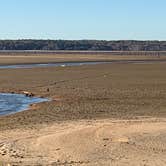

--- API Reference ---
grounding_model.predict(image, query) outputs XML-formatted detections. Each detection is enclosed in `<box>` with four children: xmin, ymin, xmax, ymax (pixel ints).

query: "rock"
<box><xmin>103</xmin><ymin>138</ymin><xmax>109</xmax><ymax>141</ymax></box>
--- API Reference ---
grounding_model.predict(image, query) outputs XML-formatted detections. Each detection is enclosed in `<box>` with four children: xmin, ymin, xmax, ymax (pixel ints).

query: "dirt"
<box><xmin>1</xmin><ymin>119</ymin><xmax>166</xmax><ymax>165</ymax></box>
<box><xmin>0</xmin><ymin>53</ymin><xmax>166</xmax><ymax>65</ymax></box>
<box><xmin>0</xmin><ymin>54</ymin><xmax>166</xmax><ymax>165</ymax></box>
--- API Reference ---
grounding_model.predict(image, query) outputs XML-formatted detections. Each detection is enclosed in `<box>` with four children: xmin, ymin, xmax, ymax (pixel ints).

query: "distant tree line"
<box><xmin>0</xmin><ymin>40</ymin><xmax>166</xmax><ymax>51</ymax></box>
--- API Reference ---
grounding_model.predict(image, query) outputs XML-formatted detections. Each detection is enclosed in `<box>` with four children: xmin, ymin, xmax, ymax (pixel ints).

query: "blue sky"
<box><xmin>0</xmin><ymin>0</ymin><xmax>166</xmax><ymax>40</ymax></box>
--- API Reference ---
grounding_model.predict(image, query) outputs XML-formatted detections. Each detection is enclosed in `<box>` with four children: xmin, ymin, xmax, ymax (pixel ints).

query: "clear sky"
<box><xmin>0</xmin><ymin>0</ymin><xmax>166</xmax><ymax>40</ymax></box>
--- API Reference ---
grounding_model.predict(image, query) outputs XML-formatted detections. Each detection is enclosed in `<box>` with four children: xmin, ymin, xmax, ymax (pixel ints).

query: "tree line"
<box><xmin>0</xmin><ymin>40</ymin><xmax>166</xmax><ymax>51</ymax></box>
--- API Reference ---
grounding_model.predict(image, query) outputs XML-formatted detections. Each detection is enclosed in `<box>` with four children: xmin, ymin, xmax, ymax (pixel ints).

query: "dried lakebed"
<box><xmin>0</xmin><ymin>93</ymin><xmax>49</xmax><ymax>116</ymax></box>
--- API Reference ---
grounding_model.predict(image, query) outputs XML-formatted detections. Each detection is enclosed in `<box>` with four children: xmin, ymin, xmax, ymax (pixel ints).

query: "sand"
<box><xmin>1</xmin><ymin>118</ymin><xmax>166</xmax><ymax>165</ymax></box>
<box><xmin>0</xmin><ymin>52</ymin><xmax>166</xmax><ymax>65</ymax></box>
<box><xmin>0</xmin><ymin>54</ymin><xmax>166</xmax><ymax>165</ymax></box>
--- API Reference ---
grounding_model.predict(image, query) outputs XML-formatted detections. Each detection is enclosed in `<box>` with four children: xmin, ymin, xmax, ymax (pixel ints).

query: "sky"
<box><xmin>0</xmin><ymin>0</ymin><xmax>166</xmax><ymax>40</ymax></box>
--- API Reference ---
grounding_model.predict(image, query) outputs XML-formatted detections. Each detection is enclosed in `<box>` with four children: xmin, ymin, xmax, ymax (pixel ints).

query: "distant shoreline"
<box><xmin>0</xmin><ymin>52</ymin><xmax>166</xmax><ymax>66</ymax></box>
<box><xmin>0</xmin><ymin>59</ymin><xmax>166</xmax><ymax>67</ymax></box>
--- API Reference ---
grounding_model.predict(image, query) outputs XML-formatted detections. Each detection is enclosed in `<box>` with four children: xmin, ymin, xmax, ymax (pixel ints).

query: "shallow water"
<box><xmin>0</xmin><ymin>61</ymin><xmax>109</xmax><ymax>69</ymax></box>
<box><xmin>0</xmin><ymin>93</ymin><xmax>48</xmax><ymax>116</ymax></box>
<box><xmin>0</xmin><ymin>60</ymin><xmax>165</xmax><ymax>69</ymax></box>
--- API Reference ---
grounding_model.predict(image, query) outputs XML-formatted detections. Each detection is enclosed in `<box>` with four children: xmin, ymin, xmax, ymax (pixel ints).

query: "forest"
<box><xmin>0</xmin><ymin>40</ymin><xmax>166</xmax><ymax>51</ymax></box>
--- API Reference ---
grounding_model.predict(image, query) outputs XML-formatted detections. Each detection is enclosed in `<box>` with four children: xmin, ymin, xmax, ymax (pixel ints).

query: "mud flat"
<box><xmin>0</xmin><ymin>52</ymin><xmax>166</xmax><ymax>65</ymax></box>
<box><xmin>0</xmin><ymin>55</ymin><xmax>166</xmax><ymax>165</ymax></box>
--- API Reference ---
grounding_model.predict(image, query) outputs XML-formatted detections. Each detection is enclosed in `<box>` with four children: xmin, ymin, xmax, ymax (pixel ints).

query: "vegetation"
<box><xmin>0</xmin><ymin>40</ymin><xmax>166</xmax><ymax>51</ymax></box>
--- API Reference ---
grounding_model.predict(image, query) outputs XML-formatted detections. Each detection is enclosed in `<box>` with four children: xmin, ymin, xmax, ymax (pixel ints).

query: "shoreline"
<box><xmin>0</xmin><ymin>53</ymin><xmax>166</xmax><ymax>66</ymax></box>
<box><xmin>0</xmin><ymin>92</ymin><xmax>51</xmax><ymax>118</ymax></box>
<box><xmin>0</xmin><ymin>58</ymin><xmax>166</xmax><ymax>66</ymax></box>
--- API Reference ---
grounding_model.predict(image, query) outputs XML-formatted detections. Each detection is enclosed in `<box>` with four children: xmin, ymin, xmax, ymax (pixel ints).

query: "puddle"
<box><xmin>0</xmin><ymin>61</ymin><xmax>109</xmax><ymax>69</ymax></box>
<box><xmin>0</xmin><ymin>93</ymin><xmax>49</xmax><ymax>116</ymax></box>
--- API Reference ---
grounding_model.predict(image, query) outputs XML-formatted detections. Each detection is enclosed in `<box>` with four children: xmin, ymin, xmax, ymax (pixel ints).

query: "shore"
<box><xmin>0</xmin><ymin>54</ymin><xmax>166</xmax><ymax>165</ymax></box>
<box><xmin>0</xmin><ymin>52</ymin><xmax>166</xmax><ymax>65</ymax></box>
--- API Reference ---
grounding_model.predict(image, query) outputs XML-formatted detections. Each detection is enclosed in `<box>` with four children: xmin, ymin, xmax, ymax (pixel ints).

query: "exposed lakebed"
<box><xmin>0</xmin><ymin>93</ymin><xmax>49</xmax><ymax>116</ymax></box>
<box><xmin>0</xmin><ymin>60</ymin><xmax>165</xmax><ymax>116</ymax></box>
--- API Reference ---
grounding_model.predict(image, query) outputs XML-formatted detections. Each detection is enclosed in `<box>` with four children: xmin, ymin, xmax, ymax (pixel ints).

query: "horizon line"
<box><xmin>0</xmin><ymin>39</ymin><xmax>166</xmax><ymax>42</ymax></box>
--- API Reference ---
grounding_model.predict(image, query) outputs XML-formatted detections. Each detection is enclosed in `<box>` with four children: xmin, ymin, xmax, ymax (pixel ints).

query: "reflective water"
<box><xmin>0</xmin><ymin>93</ymin><xmax>48</xmax><ymax>116</ymax></box>
<box><xmin>0</xmin><ymin>61</ymin><xmax>109</xmax><ymax>69</ymax></box>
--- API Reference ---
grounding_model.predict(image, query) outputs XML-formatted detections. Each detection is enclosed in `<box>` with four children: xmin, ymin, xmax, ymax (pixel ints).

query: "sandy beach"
<box><xmin>0</xmin><ymin>53</ymin><xmax>166</xmax><ymax>165</ymax></box>
<box><xmin>1</xmin><ymin>118</ymin><xmax>166</xmax><ymax>165</ymax></box>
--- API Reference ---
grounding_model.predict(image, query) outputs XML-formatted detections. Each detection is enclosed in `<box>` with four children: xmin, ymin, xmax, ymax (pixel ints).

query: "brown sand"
<box><xmin>0</xmin><ymin>54</ymin><xmax>166</xmax><ymax>165</ymax></box>
<box><xmin>1</xmin><ymin>119</ymin><xmax>166</xmax><ymax>165</ymax></box>
<box><xmin>0</xmin><ymin>53</ymin><xmax>166</xmax><ymax>65</ymax></box>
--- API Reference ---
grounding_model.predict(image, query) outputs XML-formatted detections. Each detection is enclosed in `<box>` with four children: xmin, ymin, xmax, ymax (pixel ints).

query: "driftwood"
<box><xmin>22</xmin><ymin>91</ymin><xmax>34</xmax><ymax>97</ymax></box>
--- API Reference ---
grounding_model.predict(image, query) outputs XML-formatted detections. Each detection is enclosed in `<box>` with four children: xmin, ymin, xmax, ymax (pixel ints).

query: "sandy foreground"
<box><xmin>0</xmin><ymin>118</ymin><xmax>166</xmax><ymax>165</ymax></box>
<box><xmin>0</xmin><ymin>54</ymin><xmax>166</xmax><ymax>165</ymax></box>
